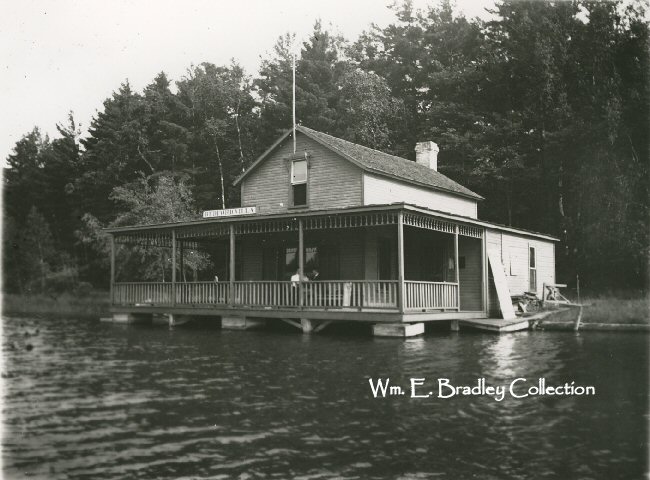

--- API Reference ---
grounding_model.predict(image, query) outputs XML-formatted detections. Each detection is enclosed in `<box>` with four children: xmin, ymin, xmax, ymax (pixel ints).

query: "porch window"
<box><xmin>284</xmin><ymin>247</ymin><xmax>298</xmax><ymax>280</ymax></box>
<box><xmin>279</xmin><ymin>244</ymin><xmax>339</xmax><ymax>280</ymax></box>
<box><xmin>291</xmin><ymin>159</ymin><xmax>307</xmax><ymax>206</ymax></box>
<box><xmin>529</xmin><ymin>246</ymin><xmax>537</xmax><ymax>292</ymax></box>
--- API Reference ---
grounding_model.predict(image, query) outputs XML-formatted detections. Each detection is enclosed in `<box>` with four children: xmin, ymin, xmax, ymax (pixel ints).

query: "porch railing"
<box><xmin>404</xmin><ymin>281</ymin><xmax>459</xmax><ymax>311</ymax></box>
<box><xmin>232</xmin><ymin>281</ymin><xmax>294</xmax><ymax>307</ymax></box>
<box><xmin>112</xmin><ymin>282</ymin><xmax>174</xmax><ymax>306</ymax></box>
<box><xmin>177</xmin><ymin>282</ymin><xmax>230</xmax><ymax>305</ymax></box>
<box><xmin>302</xmin><ymin>280</ymin><xmax>398</xmax><ymax>309</ymax></box>
<box><xmin>112</xmin><ymin>280</ymin><xmax>455</xmax><ymax>311</ymax></box>
<box><xmin>232</xmin><ymin>280</ymin><xmax>398</xmax><ymax>309</ymax></box>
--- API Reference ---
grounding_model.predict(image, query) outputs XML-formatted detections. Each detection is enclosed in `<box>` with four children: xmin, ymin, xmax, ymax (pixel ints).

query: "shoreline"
<box><xmin>535</xmin><ymin>321</ymin><xmax>650</xmax><ymax>332</ymax></box>
<box><xmin>2</xmin><ymin>292</ymin><xmax>647</xmax><ymax>330</ymax></box>
<box><xmin>2</xmin><ymin>292</ymin><xmax>110</xmax><ymax>319</ymax></box>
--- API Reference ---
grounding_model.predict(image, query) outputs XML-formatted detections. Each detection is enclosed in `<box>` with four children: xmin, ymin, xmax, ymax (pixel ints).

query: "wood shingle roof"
<box><xmin>234</xmin><ymin>125</ymin><xmax>483</xmax><ymax>200</ymax></box>
<box><xmin>296</xmin><ymin>126</ymin><xmax>482</xmax><ymax>200</ymax></box>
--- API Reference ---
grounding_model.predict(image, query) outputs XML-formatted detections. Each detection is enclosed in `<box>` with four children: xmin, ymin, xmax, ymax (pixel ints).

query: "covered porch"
<box><xmin>107</xmin><ymin>205</ymin><xmax>488</xmax><ymax>323</ymax></box>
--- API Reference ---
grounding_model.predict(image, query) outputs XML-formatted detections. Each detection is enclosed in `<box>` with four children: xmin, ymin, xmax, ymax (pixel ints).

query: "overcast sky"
<box><xmin>1</xmin><ymin>0</ymin><xmax>494</xmax><ymax>163</ymax></box>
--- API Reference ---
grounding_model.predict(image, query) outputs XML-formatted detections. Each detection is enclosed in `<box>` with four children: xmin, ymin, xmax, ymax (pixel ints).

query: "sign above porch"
<box><xmin>202</xmin><ymin>206</ymin><xmax>257</xmax><ymax>219</ymax></box>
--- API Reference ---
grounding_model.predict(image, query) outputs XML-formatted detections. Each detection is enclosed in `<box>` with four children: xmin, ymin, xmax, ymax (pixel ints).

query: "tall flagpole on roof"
<box><xmin>292</xmin><ymin>46</ymin><xmax>296</xmax><ymax>154</ymax></box>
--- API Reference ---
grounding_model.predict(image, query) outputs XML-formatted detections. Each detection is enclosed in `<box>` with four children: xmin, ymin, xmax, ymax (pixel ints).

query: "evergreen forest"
<box><xmin>3</xmin><ymin>0</ymin><xmax>648</xmax><ymax>295</ymax></box>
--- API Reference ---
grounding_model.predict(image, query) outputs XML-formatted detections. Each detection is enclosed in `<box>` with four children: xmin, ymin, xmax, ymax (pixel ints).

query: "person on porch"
<box><xmin>291</xmin><ymin>269</ymin><xmax>309</xmax><ymax>305</ymax></box>
<box><xmin>291</xmin><ymin>269</ymin><xmax>309</xmax><ymax>286</ymax></box>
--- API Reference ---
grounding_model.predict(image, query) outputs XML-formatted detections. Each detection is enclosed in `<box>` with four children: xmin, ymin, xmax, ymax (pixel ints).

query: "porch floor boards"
<box><xmin>109</xmin><ymin>305</ymin><xmax>487</xmax><ymax>323</ymax></box>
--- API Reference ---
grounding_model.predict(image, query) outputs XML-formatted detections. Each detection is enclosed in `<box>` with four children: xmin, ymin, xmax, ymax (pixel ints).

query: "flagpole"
<box><xmin>292</xmin><ymin>49</ymin><xmax>296</xmax><ymax>154</ymax></box>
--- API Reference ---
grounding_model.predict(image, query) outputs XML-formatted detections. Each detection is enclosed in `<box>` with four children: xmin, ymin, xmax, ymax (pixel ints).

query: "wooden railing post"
<box><xmin>171</xmin><ymin>229</ymin><xmax>177</xmax><ymax>306</ymax></box>
<box><xmin>397</xmin><ymin>210</ymin><xmax>405</xmax><ymax>313</ymax></box>
<box><xmin>298</xmin><ymin>218</ymin><xmax>304</xmax><ymax>308</ymax></box>
<box><xmin>481</xmin><ymin>228</ymin><xmax>488</xmax><ymax>314</ymax></box>
<box><xmin>229</xmin><ymin>224</ymin><xmax>235</xmax><ymax>307</ymax></box>
<box><xmin>454</xmin><ymin>226</ymin><xmax>460</xmax><ymax>311</ymax></box>
<box><xmin>179</xmin><ymin>240</ymin><xmax>184</xmax><ymax>283</ymax></box>
<box><xmin>109</xmin><ymin>235</ymin><xmax>115</xmax><ymax>305</ymax></box>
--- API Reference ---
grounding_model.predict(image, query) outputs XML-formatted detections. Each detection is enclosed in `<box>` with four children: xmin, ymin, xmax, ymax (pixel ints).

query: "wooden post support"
<box><xmin>179</xmin><ymin>241</ymin><xmax>184</xmax><ymax>282</ymax></box>
<box><xmin>397</xmin><ymin>210</ymin><xmax>405</xmax><ymax>313</ymax></box>
<box><xmin>373</xmin><ymin>322</ymin><xmax>424</xmax><ymax>337</ymax></box>
<box><xmin>229</xmin><ymin>224</ymin><xmax>235</xmax><ymax>307</ymax></box>
<box><xmin>298</xmin><ymin>218</ymin><xmax>304</xmax><ymax>308</ymax></box>
<box><xmin>109</xmin><ymin>234</ymin><xmax>115</xmax><ymax>305</ymax></box>
<box><xmin>171</xmin><ymin>229</ymin><xmax>177</xmax><ymax>307</ymax></box>
<box><xmin>481</xmin><ymin>229</ymin><xmax>488</xmax><ymax>314</ymax></box>
<box><xmin>454</xmin><ymin>226</ymin><xmax>460</xmax><ymax>311</ymax></box>
<box><xmin>300</xmin><ymin>318</ymin><xmax>313</xmax><ymax>333</ymax></box>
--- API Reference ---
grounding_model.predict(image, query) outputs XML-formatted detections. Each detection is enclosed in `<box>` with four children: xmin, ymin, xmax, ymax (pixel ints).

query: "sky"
<box><xmin>1</xmin><ymin>0</ymin><xmax>495</xmax><ymax>164</ymax></box>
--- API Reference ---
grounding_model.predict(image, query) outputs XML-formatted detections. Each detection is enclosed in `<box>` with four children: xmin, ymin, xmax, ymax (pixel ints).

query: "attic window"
<box><xmin>291</xmin><ymin>159</ymin><xmax>307</xmax><ymax>206</ymax></box>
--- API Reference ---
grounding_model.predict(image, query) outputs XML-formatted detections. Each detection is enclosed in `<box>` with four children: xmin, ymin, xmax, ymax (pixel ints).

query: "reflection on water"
<box><xmin>3</xmin><ymin>317</ymin><xmax>648</xmax><ymax>479</ymax></box>
<box><xmin>486</xmin><ymin>333</ymin><xmax>519</xmax><ymax>377</ymax></box>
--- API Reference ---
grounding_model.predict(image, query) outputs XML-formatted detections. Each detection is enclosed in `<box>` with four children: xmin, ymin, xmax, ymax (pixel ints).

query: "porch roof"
<box><xmin>104</xmin><ymin>203</ymin><xmax>559</xmax><ymax>242</ymax></box>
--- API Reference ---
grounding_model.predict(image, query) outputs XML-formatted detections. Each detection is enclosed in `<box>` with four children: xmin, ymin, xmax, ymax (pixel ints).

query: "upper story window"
<box><xmin>291</xmin><ymin>159</ymin><xmax>307</xmax><ymax>206</ymax></box>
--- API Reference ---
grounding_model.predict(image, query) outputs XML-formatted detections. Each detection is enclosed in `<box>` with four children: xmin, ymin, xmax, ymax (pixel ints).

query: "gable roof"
<box><xmin>234</xmin><ymin>126</ymin><xmax>483</xmax><ymax>201</ymax></box>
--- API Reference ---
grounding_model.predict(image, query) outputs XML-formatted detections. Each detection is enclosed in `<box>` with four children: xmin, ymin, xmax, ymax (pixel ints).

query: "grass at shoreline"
<box><xmin>2</xmin><ymin>291</ymin><xmax>647</xmax><ymax>324</ymax></box>
<box><xmin>578</xmin><ymin>295</ymin><xmax>649</xmax><ymax>325</ymax></box>
<box><xmin>2</xmin><ymin>291</ymin><xmax>110</xmax><ymax>318</ymax></box>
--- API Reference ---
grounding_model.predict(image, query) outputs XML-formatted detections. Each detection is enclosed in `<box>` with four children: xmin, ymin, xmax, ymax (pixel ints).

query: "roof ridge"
<box><xmin>297</xmin><ymin>125</ymin><xmax>409</xmax><ymax>164</ymax></box>
<box><xmin>296</xmin><ymin>125</ymin><xmax>483</xmax><ymax>200</ymax></box>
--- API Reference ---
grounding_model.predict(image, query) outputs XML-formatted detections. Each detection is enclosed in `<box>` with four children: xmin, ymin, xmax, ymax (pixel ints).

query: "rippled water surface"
<box><xmin>3</xmin><ymin>316</ymin><xmax>648</xmax><ymax>479</ymax></box>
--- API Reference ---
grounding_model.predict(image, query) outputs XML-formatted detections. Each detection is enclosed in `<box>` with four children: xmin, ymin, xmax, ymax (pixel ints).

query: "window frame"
<box><xmin>289</xmin><ymin>158</ymin><xmax>309</xmax><ymax>208</ymax></box>
<box><xmin>528</xmin><ymin>245</ymin><xmax>537</xmax><ymax>292</ymax></box>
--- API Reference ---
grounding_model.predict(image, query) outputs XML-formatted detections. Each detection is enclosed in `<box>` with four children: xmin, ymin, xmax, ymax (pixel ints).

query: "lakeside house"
<box><xmin>106</xmin><ymin>126</ymin><xmax>558</xmax><ymax>335</ymax></box>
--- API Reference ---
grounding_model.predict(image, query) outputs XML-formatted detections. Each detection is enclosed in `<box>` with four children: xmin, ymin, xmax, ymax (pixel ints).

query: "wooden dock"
<box><xmin>457</xmin><ymin>309</ymin><xmax>577</xmax><ymax>333</ymax></box>
<box><xmin>457</xmin><ymin>317</ymin><xmax>532</xmax><ymax>333</ymax></box>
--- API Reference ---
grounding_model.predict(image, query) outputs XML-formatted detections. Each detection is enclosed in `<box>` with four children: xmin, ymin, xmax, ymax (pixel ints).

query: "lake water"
<box><xmin>2</xmin><ymin>316</ymin><xmax>648</xmax><ymax>479</ymax></box>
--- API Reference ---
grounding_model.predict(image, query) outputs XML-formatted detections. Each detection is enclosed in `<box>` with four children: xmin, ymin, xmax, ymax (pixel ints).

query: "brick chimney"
<box><xmin>415</xmin><ymin>141</ymin><xmax>439</xmax><ymax>171</ymax></box>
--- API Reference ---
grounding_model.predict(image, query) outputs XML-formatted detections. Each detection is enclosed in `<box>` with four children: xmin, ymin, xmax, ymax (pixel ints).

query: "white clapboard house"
<box><xmin>106</xmin><ymin>126</ymin><xmax>558</xmax><ymax>334</ymax></box>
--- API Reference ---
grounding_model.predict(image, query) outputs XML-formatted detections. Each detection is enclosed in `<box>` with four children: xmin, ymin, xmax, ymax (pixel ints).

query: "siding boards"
<box><xmin>363</xmin><ymin>173</ymin><xmax>478</xmax><ymax>218</ymax></box>
<box><xmin>486</xmin><ymin>229</ymin><xmax>556</xmax><ymax>313</ymax></box>
<box><xmin>458</xmin><ymin>236</ymin><xmax>482</xmax><ymax>311</ymax></box>
<box><xmin>241</xmin><ymin>134</ymin><xmax>363</xmax><ymax>214</ymax></box>
<box><xmin>241</xmin><ymin>237</ymin><xmax>263</xmax><ymax>280</ymax></box>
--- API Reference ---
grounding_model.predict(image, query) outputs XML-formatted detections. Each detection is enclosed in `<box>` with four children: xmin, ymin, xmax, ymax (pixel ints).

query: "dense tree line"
<box><xmin>3</xmin><ymin>0</ymin><xmax>648</xmax><ymax>294</ymax></box>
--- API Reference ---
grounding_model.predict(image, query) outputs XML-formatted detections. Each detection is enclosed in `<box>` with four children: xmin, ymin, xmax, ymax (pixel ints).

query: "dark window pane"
<box><xmin>284</xmin><ymin>247</ymin><xmax>297</xmax><ymax>280</ymax></box>
<box><xmin>318</xmin><ymin>245</ymin><xmax>339</xmax><ymax>279</ymax></box>
<box><xmin>529</xmin><ymin>269</ymin><xmax>537</xmax><ymax>291</ymax></box>
<box><xmin>529</xmin><ymin>247</ymin><xmax>536</xmax><ymax>268</ymax></box>
<box><xmin>262</xmin><ymin>247</ymin><xmax>277</xmax><ymax>280</ymax></box>
<box><xmin>305</xmin><ymin>246</ymin><xmax>318</xmax><ymax>273</ymax></box>
<box><xmin>293</xmin><ymin>183</ymin><xmax>307</xmax><ymax>205</ymax></box>
<box><xmin>378</xmin><ymin>238</ymin><xmax>393</xmax><ymax>280</ymax></box>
